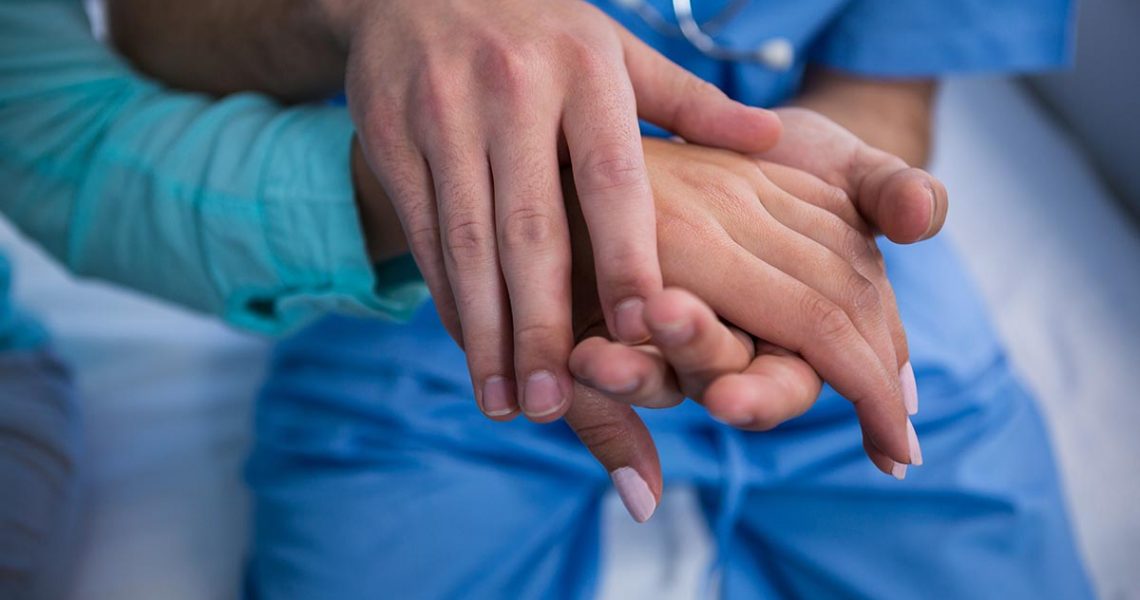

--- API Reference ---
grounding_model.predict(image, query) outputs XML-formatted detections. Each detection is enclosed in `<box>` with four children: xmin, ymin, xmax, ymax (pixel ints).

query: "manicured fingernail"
<box><xmin>907</xmin><ymin>418</ymin><xmax>923</xmax><ymax>466</ymax></box>
<box><xmin>611</xmin><ymin>467</ymin><xmax>657</xmax><ymax>523</ymax></box>
<box><xmin>891</xmin><ymin>462</ymin><xmax>908</xmax><ymax>480</ymax></box>
<box><xmin>900</xmin><ymin>361</ymin><xmax>919</xmax><ymax>416</ymax></box>
<box><xmin>614</xmin><ymin>297</ymin><xmax>650</xmax><ymax>344</ymax></box>
<box><xmin>482</xmin><ymin>376</ymin><xmax>515</xmax><ymax>417</ymax></box>
<box><xmin>523</xmin><ymin>371</ymin><xmax>565</xmax><ymax>417</ymax></box>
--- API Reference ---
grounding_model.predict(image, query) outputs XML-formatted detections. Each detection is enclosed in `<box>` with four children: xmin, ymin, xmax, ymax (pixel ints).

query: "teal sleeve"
<box><xmin>0</xmin><ymin>0</ymin><xmax>427</xmax><ymax>336</ymax></box>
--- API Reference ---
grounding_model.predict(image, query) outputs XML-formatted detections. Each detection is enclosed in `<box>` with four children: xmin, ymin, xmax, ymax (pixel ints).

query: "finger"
<box><xmin>618</xmin><ymin>26</ymin><xmax>782</xmax><ymax>152</ymax></box>
<box><xmin>359</xmin><ymin>129</ymin><xmax>463</xmax><ymax>344</ymax></box>
<box><xmin>564</xmin><ymin>382</ymin><xmax>662</xmax><ymax>523</ymax></box>
<box><xmin>668</xmin><ymin>237</ymin><xmax>913</xmax><ymax>464</ymax></box>
<box><xmin>757</xmin><ymin>164</ymin><xmax>917</xmax><ymax>414</ymax></box>
<box><xmin>563</xmin><ymin>57</ymin><xmax>661</xmax><ymax>344</ymax></box>
<box><xmin>490</xmin><ymin>130</ymin><xmax>575</xmax><ymax>422</ymax></box>
<box><xmin>702</xmin><ymin>342</ymin><xmax>822</xmax><ymax>429</ymax></box>
<box><xmin>427</xmin><ymin>141</ymin><xmax>518</xmax><ymax>421</ymax></box>
<box><xmin>734</xmin><ymin>202</ymin><xmax>901</xmax><ymax>405</ymax></box>
<box><xmin>642</xmin><ymin>288</ymin><xmax>752</xmax><ymax>399</ymax></box>
<box><xmin>569</xmin><ymin>337</ymin><xmax>682</xmax><ymax>409</ymax></box>
<box><xmin>850</xmin><ymin>145</ymin><xmax>948</xmax><ymax>244</ymax></box>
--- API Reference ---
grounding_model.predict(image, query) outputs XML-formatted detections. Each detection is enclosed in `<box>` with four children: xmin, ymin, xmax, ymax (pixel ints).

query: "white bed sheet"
<box><xmin>1</xmin><ymin>76</ymin><xmax>1137</xmax><ymax>599</ymax></box>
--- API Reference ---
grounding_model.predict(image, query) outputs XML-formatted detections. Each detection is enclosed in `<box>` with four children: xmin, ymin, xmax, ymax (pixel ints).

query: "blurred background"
<box><xmin>2</xmin><ymin>0</ymin><xmax>1137</xmax><ymax>598</ymax></box>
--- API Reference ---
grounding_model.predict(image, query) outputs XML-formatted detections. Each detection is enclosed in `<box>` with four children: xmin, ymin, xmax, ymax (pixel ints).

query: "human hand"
<box><xmin>559</xmin><ymin>138</ymin><xmax>922</xmax><ymax>519</ymax></box>
<box><xmin>320</xmin><ymin>0</ymin><xmax>782</xmax><ymax>423</ymax></box>
<box><xmin>756</xmin><ymin>107</ymin><xmax>948</xmax><ymax>244</ymax></box>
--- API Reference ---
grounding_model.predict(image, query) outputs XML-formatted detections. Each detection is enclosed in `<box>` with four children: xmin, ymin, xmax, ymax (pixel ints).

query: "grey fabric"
<box><xmin>0</xmin><ymin>350</ymin><xmax>81</xmax><ymax>600</ymax></box>
<box><xmin>1029</xmin><ymin>0</ymin><xmax>1140</xmax><ymax>214</ymax></box>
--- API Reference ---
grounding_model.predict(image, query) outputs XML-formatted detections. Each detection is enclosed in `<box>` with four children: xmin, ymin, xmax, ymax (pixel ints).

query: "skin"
<box><xmin>107</xmin><ymin>0</ymin><xmax>784</xmax><ymax>423</ymax></box>
<box><xmin>106</xmin><ymin>0</ymin><xmax>947</xmax><ymax>518</ymax></box>
<box><xmin>355</xmin><ymin>134</ymin><xmax>923</xmax><ymax>482</ymax></box>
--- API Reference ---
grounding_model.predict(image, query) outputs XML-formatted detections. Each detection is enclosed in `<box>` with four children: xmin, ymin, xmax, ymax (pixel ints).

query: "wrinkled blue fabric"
<box><xmin>247</xmin><ymin>238</ymin><xmax>1093</xmax><ymax>599</ymax></box>
<box><xmin>245</xmin><ymin>0</ymin><xmax>1090</xmax><ymax>597</ymax></box>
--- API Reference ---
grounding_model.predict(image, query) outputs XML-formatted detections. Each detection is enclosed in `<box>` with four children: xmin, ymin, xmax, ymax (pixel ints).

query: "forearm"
<box><xmin>1</xmin><ymin>0</ymin><xmax>423</xmax><ymax>334</ymax></box>
<box><xmin>790</xmin><ymin>68</ymin><xmax>936</xmax><ymax>167</ymax></box>
<box><xmin>106</xmin><ymin>0</ymin><xmax>345</xmax><ymax>102</ymax></box>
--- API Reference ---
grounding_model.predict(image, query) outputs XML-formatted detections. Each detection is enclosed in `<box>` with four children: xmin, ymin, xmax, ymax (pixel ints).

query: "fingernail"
<box><xmin>614</xmin><ymin>297</ymin><xmax>650</xmax><ymax>344</ymax></box>
<box><xmin>923</xmin><ymin>183</ymin><xmax>938</xmax><ymax>239</ymax></box>
<box><xmin>714</xmin><ymin>412</ymin><xmax>755</xmax><ymax>428</ymax></box>
<box><xmin>597</xmin><ymin>377</ymin><xmax>641</xmax><ymax>395</ymax></box>
<box><xmin>900</xmin><ymin>361</ymin><xmax>919</xmax><ymax>416</ymax></box>
<box><xmin>907</xmin><ymin>418</ymin><xmax>923</xmax><ymax>466</ymax></box>
<box><xmin>482</xmin><ymin>376</ymin><xmax>515</xmax><ymax>417</ymax></box>
<box><xmin>651</xmin><ymin>317</ymin><xmax>693</xmax><ymax>346</ymax></box>
<box><xmin>611</xmin><ymin>467</ymin><xmax>657</xmax><ymax>523</ymax></box>
<box><xmin>523</xmin><ymin>371</ymin><xmax>565</xmax><ymax>418</ymax></box>
<box><xmin>891</xmin><ymin>462</ymin><xmax>907</xmax><ymax>480</ymax></box>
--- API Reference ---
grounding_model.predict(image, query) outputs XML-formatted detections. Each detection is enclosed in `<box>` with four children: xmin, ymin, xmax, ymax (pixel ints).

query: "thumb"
<box><xmin>617</xmin><ymin>26</ymin><xmax>782</xmax><ymax>153</ymax></box>
<box><xmin>564</xmin><ymin>382</ymin><xmax>663</xmax><ymax>523</ymax></box>
<box><xmin>851</xmin><ymin>146</ymin><xmax>949</xmax><ymax>243</ymax></box>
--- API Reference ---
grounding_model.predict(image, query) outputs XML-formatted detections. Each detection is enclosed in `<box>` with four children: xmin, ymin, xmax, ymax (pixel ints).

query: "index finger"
<box><xmin>562</xmin><ymin>55</ymin><xmax>662</xmax><ymax>345</ymax></box>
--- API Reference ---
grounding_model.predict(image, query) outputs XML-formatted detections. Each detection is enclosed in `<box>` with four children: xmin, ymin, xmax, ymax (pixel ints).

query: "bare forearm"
<box><xmin>790</xmin><ymin>68</ymin><xmax>936</xmax><ymax>167</ymax></box>
<box><xmin>106</xmin><ymin>0</ymin><xmax>345</xmax><ymax>102</ymax></box>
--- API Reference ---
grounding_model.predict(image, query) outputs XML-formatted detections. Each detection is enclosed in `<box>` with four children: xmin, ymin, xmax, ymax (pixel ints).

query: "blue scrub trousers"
<box><xmin>244</xmin><ymin>237</ymin><xmax>1094</xmax><ymax>599</ymax></box>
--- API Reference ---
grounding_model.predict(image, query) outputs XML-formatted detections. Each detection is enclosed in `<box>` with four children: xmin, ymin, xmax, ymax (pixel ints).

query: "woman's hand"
<box><xmin>562</xmin><ymin>139</ymin><xmax>922</xmax><ymax>517</ymax></box>
<box><xmin>322</xmin><ymin>0</ymin><xmax>782</xmax><ymax>423</ymax></box>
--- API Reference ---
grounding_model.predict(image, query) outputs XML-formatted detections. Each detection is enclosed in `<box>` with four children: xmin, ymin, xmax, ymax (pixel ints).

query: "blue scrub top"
<box><xmin>596</xmin><ymin>0</ymin><xmax>1073</xmax><ymax>109</ymax></box>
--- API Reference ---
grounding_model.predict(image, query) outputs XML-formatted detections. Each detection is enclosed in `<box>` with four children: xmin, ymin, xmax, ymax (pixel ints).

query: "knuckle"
<box><xmin>476</xmin><ymin>41</ymin><xmax>536</xmax><ymax>97</ymax></box>
<box><xmin>500</xmin><ymin>207</ymin><xmax>557</xmax><ymax>253</ymax></box>
<box><xmin>561</xmin><ymin>34</ymin><xmax>610</xmax><ymax>75</ymax></box>
<box><xmin>842</xmin><ymin>271</ymin><xmax>882</xmax><ymax>316</ymax></box>
<box><xmin>803</xmin><ymin>293</ymin><xmax>852</xmax><ymax>345</ymax></box>
<box><xmin>599</xmin><ymin>241</ymin><xmax>658</xmax><ymax>293</ymax></box>
<box><xmin>404</xmin><ymin>217</ymin><xmax>441</xmax><ymax>259</ymax></box>
<box><xmin>443</xmin><ymin>216</ymin><xmax>493</xmax><ymax>265</ymax></box>
<box><xmin>837</xmin><ymin>223</ymin><xmax>873</xmax><ymax>264</ymax></box>
<box><xmin>512</xmin><ymin>321</ymin><xmax>567</xmax><ymax>359</ymax></box>
<box><xmin>415</xmin><ymin>69</ymin><xmax>459</xmax><ymax>128</ymax></box>
<box><xmin>577</xmin><ymin>144</ymin><xmax>647</xmax><ymax>195</ymax></box>
<box><xmin>571</xmin><ymin>418</ymin><xmax>629</xmax><ymax>452</ymax></box>
<box><xmin>823</xmin><ymin>185</ymin><xmax>852</xmax><ymax>213</ymax></box>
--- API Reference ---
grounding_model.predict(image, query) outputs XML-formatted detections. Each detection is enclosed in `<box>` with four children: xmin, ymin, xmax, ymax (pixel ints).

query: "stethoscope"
<box><xmin>610</xmin><ymin>0</ymin><xmax>795</xmax><ymax>70</ymax></box>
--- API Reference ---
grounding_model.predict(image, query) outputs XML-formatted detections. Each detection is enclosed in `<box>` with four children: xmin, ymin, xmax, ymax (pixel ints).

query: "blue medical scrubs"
<box><xmin>244</xmin><ymin>1</ymin><xmax>1093</xmax><ymax>598</ymax></box>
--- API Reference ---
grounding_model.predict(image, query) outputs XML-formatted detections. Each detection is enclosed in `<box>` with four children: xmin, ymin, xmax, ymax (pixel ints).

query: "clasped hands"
<box><xmin>332</xmin><ymin>0</ymin><xmax>947</xmax><ymax>522</ymax></box>
<box><xmin>353</xmin><ymin>107</ymin><xmax>948</xmax><ymax>521</ymax></box>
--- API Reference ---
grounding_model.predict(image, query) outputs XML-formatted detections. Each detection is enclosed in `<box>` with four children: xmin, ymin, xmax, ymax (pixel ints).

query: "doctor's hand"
<box><xmin>560</xmin><ymin>138</ymin><xmax>923</xmax><ymax>520</ymax></box>
<box><xmin>756</xmin><ymin>106</ymin><xmax>949</xmax><ymax>244</ymax></box>
<box><xmin>319</xmin><ymin>0</ymin><xmax>782</xmax><ymax>423</ymax></box>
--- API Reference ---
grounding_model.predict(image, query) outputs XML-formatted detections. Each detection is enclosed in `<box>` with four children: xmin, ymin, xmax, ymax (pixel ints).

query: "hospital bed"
<box><xmin>3</xmin><ymin>20</ymin><xmax>1138</xmax><ymax>600</ymax></box>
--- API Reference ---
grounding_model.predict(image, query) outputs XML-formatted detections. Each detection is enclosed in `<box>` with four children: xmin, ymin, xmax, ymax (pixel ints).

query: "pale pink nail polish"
<box><xmin>900</xmin><ymin>361</ymin><xmax>919</xmax><ymax>416</ymax></box>
<box><xmin>611</xmin><ymin>467</ymin><xmax>657</xmax><ymax>523</ymax></box>
<box><xmin>891</xmin><ymin>462</ymin><xmax>908</xmax><ymax>480</ymax></box>
<box><xmin>907</xmin><ymin>418</ymin><xmax>923</xmax><ymax>466</ymax></box>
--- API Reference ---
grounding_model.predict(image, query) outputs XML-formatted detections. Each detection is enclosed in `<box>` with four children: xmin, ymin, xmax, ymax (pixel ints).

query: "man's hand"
<box><xmin>324</xmin><ymin>0</ymin><xmax>782</xmax><ymax>423</ymax></box>
<box><xmin>107</xmin><ymin>0</ymin><xmax>782</xmax><ymax>424</ymax></box>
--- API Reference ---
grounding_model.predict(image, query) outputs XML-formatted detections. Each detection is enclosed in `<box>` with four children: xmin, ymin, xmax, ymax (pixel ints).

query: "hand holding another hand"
<box><xmin>562</xmin><ymin>137</ymin><xmax>926</xmax><ymax>519</ymax></box>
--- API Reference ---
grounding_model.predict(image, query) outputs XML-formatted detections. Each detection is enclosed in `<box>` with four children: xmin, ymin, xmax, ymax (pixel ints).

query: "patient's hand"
<box><xmin>562</xmin><ymin>138</ymin><xmax>922</xmax><ymax>520</ymax></box>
